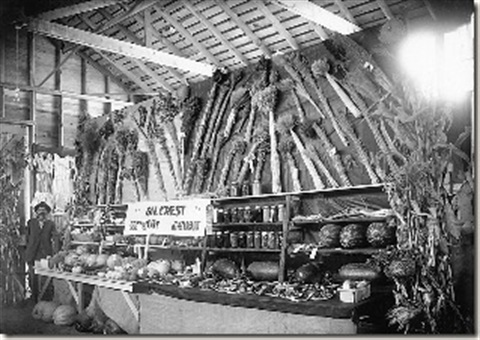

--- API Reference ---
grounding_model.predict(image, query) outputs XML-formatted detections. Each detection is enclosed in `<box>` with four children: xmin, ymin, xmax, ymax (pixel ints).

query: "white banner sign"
<box><xmin>124</xmin><ymin>199</ymin><xmax>212</xmax><ymax>237</ymax></box>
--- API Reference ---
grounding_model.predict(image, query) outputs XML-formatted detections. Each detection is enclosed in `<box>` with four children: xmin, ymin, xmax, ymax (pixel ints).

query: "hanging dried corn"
<box><xmin>279</xmin><ymin>139</ymin><xmax>302</xmax><ymax>192</ymax></box>
<box><xmin>254</xmin><ymin>142</ymin><xmax>269</xmax><ymax>184</ymax></box>
<box><xmin>184</xmin><ymin>70</ymin><xmax>226</xmax><ymax>193</ymax></box>
<box><xmin>223</xmin><ymin>90</ymin><xmax>250</xmax><ymax>140</ymax></box>
<box><xmin>290</xmin><ymin>128</ymin><xmax>324</xmax><ymax>189</ymax></box>
<box><xmin>325</xmin><ymin>73</ymin><xmax>362</xmax><ymax>118</ymax></box>
<box><xmin>312</xmin><ymin>124</ymin><xmax>351</xmax><ymax>186</ymax></box>
<box><xmin>305</xmin><ymin>142</ymin><xmax>339</xmax><ymax>187</ymax></box>
<box><xmin>217</xmin><ymin>140</ymin><xmax>246</xmax><ymax>193</ymax></box>
<box><xmin>237</xmin><ymin>128</ymin><xmax>269</xmax><ymax>185</ymax></box>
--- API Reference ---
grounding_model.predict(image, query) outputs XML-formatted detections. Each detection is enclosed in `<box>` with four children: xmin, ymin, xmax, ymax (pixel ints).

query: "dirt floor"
<box><xmin>0</xmin><ymin>299</ymin><xmax>89</xmax><ymax>335</ymax></box>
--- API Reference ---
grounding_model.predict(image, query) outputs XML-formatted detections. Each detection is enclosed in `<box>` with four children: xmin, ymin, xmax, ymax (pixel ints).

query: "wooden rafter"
<box><xmin>95</xmin><ymin>9</ymin><xmax>188</xmax><ymax>85</ymax></box>
<box><xmin>144</xmin><ymin>9</ymin><xmax>153</xmax><ymax>47</ymax></box>
<box><xmin>25</xmin><ymin>19</ymin><xmax>215</xmax><ymax>76</ymax></box>
<box><xmin>216</xmin><ymin>0</ymin><xmax>272</xmax><ymax>58</ymax></box>
<box><xmin>311</xmin><ymin>23</ymin><xmax>329</xmax><ymax>41</ymax></box>
<box><xmin>333</xmin><ymin>0</ymin><xmax>358</xmax><ymax>24</ymax></box>
<box><xmin>154</xmin><ymin>3</ymin><xmax>221</xmax><ymax>67</ymax></box>
<box><xmin>375</xmin><ymin>0</ymin><xmax>394</xmax><ymax>20</ymax></box>
<box><xmin>130</xmin><ymin>58</ymin><xmax>175</xmax><ymax>92</ymax></box>
<box><xmin>36</xmin><ymin>0</ymin><xmax>118</xmax><ymax>21</ymax></box>
<box><xmin>180</xmin><ymin>0</ymin><xmax>249</xmax><ymax>66</ymax></box>
<box><xmin>273</xmin><ymin>0</ymin><xmax>361</xmax><ymax>35</ymax></box>
<box><xmin>95</xmin><ymin>51</ymin><xmax>152</xmax><ymax>93</ymax></box>
<box><xmin>255</xmin><ymin>1</ymin><xmax>299</xmax><ymax>50</ymax></box>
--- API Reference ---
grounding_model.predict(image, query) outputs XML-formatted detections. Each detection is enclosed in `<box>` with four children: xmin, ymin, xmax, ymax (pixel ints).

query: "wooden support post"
<box><xmin>104</xmin><ymin>75</ymin><xmax>111</xmax><ymax>115</ymax></box>
<box><xmin>0</xmin><ymin>87</ymin><xmax>4</xmax><ymax>118</ymax></box>
<box><xmin>54</xmin><ymin>44</ymin><xmax>64</xmax><ymax>148</ymax></box>
<box><xmin>80</xmin><ymin>57</ymin><xmax>87</xmax><ymax>114</ymax></box>
<box><xmin>27</xmin><ymin>32</ymin><xmax>36</xmax><ymax>87</ymax></box>
<box><xmin>0</xmin><ymin>28</ymin><xmax>4</xmax><ymax>83</ymax></box>
<box><xmin>279</xmin><ymin>196</ymin><xmax>291</xmax><ymax>283</ymax></box>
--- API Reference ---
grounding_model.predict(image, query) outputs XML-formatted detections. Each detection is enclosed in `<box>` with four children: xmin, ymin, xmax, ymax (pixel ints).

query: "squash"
<box><xmin>95</xmin><ymin>254</ymin><xmax>109</xmax><ymax>267</ymax></box>
<box><xmin>338</xmin><ymin>263</ymin><xmax>382</xmax><ymax>280</ymax></box>
<box><xmin>32</xmin><ymin>301</ymin><xmax>59</xmax><ymax>322</ymax></box>
<box><xmin>317</xmin><ymin>224</ymin><xmax>342</xmax><ymax>248</ymax></box>
<box><xmin>295</xmin><ymin>262</ymin><xmax>323</xmax><ymax>283</ymax></box>
<box><xmin>106</xmin><ymin>254</ymin><xmax>123</xmax><ymax>270</ymax></box>
<box><xmin>366</xmin><ymin>222</ymin><xmax>396</xmax><ymax>248</ymax></box>
<box><xmin>75</xmin><ymin>245</ymin><xmax>89</xmax><ymax>256</ymax></box>
<box><xmin>339</xmin><ymin>224</ymin><xmax>367</xmax><ymax>249</ymax></box>
<box><xmin>64</xmin><ymin>253</ymin><xmax>79</xmax><ymax>266</ymax></box>
<box><xmin>247</xmin><ymin>262</ymin><xmax>279</xmax><ymax>281</ymax></box>
<box><xmin>53</xmin><ymin>305</ymin><xmax>78</xmax><ymax>326</ymax></box>
<box><xmin>211</xmin><ymin>258</ymin><xmax>239</xmax><ymax>279</ymax></box>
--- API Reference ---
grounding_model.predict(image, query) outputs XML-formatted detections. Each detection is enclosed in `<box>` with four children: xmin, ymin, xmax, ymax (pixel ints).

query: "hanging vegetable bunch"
<box><xmin>0</xmin><ymin>136</ymin><xmax>26</xmax><ymax>305</ymax></box>
<box><xmin>379</xmin><ymin>85</ymin><xmax>470</xmax><ymax>334</ymax></box>
<box><xmin>113</xmin><ymin>128</ymin><xmax>139</xmax><ymax>203</ymax></box>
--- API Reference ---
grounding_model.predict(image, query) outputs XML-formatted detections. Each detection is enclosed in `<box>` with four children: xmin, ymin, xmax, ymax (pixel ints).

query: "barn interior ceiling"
<box><xmin>3</xmin><ymin>0</ymin><xmax>474</xmax><ymax>97</ymax></box>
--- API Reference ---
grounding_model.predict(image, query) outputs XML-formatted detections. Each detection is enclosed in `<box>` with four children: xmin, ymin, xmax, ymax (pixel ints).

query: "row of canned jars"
<box><xmin>213</xmin><ymin>205</ymin><xmax>285</xmax><ymax>224</ymax></box>
<box><xmin>210</xmin><ymin>230</ymin><xmax>283</xmax><ymax>249</ymax></box>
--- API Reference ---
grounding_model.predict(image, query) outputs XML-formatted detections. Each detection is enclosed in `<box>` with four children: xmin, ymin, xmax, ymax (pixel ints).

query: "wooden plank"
<box><xmin>334</xmin><ymin>0</ymin><xmax>358</xmax><ymax>23</ymax></box>
<box><xmin>27</xmin><ymin>32</ymin><xmax>36</xmax><ymax>87</ymax></box>
<box><xmin>0</xmin><ymin>87</ymin><xmax>4</xmax><ymax>118</ymax></box>
<box><xmin>181</xmin><ymin>0</ymin><xmax>249</xmax><ymax>66</ymax></box>
<box><xmin>376</xmin><ymin>0</ymin><xmax>394</xmax><ymax>19</ymax></box>
<box><xmin>255</xmin><ymin>1</ymin><xmax>299</xmax><ymax>50</ymax></box>
<box><xmin>26</xmin><ymin>19</ymin><xmax>214</xmax><ymax>77</ymax></box>
<box><xmin>273</xmin><ymin>0</ymin><xmax>361</xmax><ymax>35</ymax></box>
<box><xmin>36</xmin><ymin>0</ymin><xmax>119</xmax><ymax>21</ymax></box>
<box><xmin>154</xmin><ymin>3</ymin><xmax>221</xmax><ymax>67</ymax></box>
<box><xmin>144</xmin><ymin>8</ymin><xmax>153</xmax><ymax>47</ymax></box>
<box><xmin>130</xmin><ymin>58</ymin><xmax>174</xmax><ymax>92</ymax></box>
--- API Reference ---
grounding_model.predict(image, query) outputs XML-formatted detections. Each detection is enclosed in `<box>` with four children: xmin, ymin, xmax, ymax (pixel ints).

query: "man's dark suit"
<box><xmin>25</xmin><ymin>218</ymin><xmax>59</xmax><ymax>262</ymax></box>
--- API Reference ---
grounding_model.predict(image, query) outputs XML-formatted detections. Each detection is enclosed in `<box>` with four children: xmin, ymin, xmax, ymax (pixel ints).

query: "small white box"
<box><xmin>338</xmin><ymin>283</ymin><xmax>371</xmax><ymax>303</ymax></box>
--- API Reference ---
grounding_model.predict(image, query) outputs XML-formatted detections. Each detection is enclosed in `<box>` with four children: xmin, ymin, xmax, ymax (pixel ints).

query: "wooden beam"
<box><xmin>80</xmin><ymin>57</ymin><xmax>88</xmax><ymax>114</ymax></box>
<box><xmin>54</xmin><ymin>44</ymin><xmax>61</xmax><ymax>90</ymax></box>
<box><xmin>0</xmin><ymin>118</ymin><xmax>35</xmax><ymax>126</ymax></box>
<box><xmin>130</xmin><ymin>58</ymin><xmax>174</xmax><ymax>92</ymax></box>
<box><xmin>94</xmin><ymin>9</ymin><xmax>187</xmax><ymax>86</ymax></box>
<box><xmin>0</xmin><ymin>87</ymin><xmax>4</xmax><ymax>118</ymax></box>
<box><xmin>154</xmin><ymin>3</ymin><xmax>221</xmax><ymax>67</ymax></box>
<box><xmin>104</xmin><ymin>75</ymin><xmax>112</xmax><ymax>115</ymax></box>
<box><xmin>216</xmin><ymin>0</ymin><xmax>272</xmax><ymax>58</ymax></box>
<box><xmin>376</xmin><ymin>0</ymin><xmax>394</xmax><ymax>20</ymax></box>
<box><xmin>255</xmin><ymin>1</ymin><xmax>299</xmax><ymax>50</ymax></box>
<box><xmin>144</xmin><ymin>8</ymin><xmax>153</xmax><ymax>47</ymax></box>
<box><xmin>273</xmin><ymin>0</ymin><xmax>361</xmax><ymax>36</ymax></box>
<box><xmin>36</xmin><ymin>0</ymin><xmax>118</xmax><ymax>21</ymax></box>
<box><xmin>0</xmin><ymin>28</ymin><xmax>4</xmax><ymax>83</ymax></box>
<box><xmin>0</xmin><ymin>81</ymin><xmax>132</xmax><ymax>106</ymax></box>
<box><xmin>27</xmin><ymin>32</ymin><xmax>36</xmax><ymax>87</ymax></box>
<box><xmin>26</xmin><ymin>19</ymin><xmax>214</xmax><ymax>77</ymax></box>
<box><xmin>95</xmin><ymin>51</ymin><xmax>153</xmax><ymax>93</ymax></box>
<box><xmin>181</xmin><ymin>0</ymin><xmax>249</xmax><ymax>66</ymax></box>
<box><xmin>334</xmin><ymin>0</ymin><xmax>358</xmax><ymax>24</ymax></box>
<box><xmin>311</xmin><ymin>23</ymin><xmax>329</xmax><ymax>41</ymax></box>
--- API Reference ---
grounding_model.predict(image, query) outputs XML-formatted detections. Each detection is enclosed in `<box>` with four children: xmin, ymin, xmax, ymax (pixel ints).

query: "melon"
<box><xmin>85</xmin><ymin>254</ymin><xmax>98</xmax><ymax>267</ymax></box>
<box><xmin>211</xmin><ymin>258</ymin><xmax>239</xmax><ymax>279</ymax></box>
<box><xmin>247</xmin><ymin>262</ymin><xmax>279</xmax><ymax>281</ymax></box>
<box><xmin>95</xmin><ymin>254</ymin><xmax>109</xmax><ymax>267</ymax></box>
<box><xmin>32</xmin><ymin>301</ymin><xmax>59</xmax><ymax>323</ymax></box>
<box><xmin>366</xmin><ymin>222</ymin><xmax>396</xmax><ymax>248</ymax></box>
<box><xmin>317</xmin><ymin>224</ymin><xmax>342</xmax><ymax>248</ymax></box>
<box><xmin>295</xmin><ymin>262</ymin><xmax>323</xmax><ymax>283</ymax></box>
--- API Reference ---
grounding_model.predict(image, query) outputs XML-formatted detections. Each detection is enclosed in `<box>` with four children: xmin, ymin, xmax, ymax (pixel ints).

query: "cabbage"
<box><xmin>53</xmin><ymin>305</ymin><xmax>78</xmax><ymax>326</ymax></box>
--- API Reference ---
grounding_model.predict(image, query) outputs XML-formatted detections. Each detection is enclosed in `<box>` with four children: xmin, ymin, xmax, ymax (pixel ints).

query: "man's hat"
<box><xmin>34</xmin><ymin>201</ymin><xmax>51</xmax><ymax>213</ymax></box>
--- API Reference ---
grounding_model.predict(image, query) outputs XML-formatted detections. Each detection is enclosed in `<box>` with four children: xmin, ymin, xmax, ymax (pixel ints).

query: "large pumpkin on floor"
<box><xmin>32</xmin><ymin>301</ymin><xmax>59</xmax><ymax>322</ymax></box>
<box><xmin>106</xmin><ymin>254</ymin><xmax>123</xmax><ymax>269</ymax></box>
<box><xmin>53</xmin><ymin>305</ymin><xmax>77</xmax><ymax>326</ymax></box>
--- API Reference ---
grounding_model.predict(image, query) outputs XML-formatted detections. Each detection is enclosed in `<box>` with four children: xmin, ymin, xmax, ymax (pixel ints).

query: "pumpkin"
<box><xmin>53</xmin><ymin>305</ymin><xmax>78</xmax><ymax>326</ymax></box>
<box><xmin>95</xmin><ymin>254</ymin><xmax>109</xmax><ymax>267</ymax></box>
<box><xmin>211</xmin><ymin>258</ymin><xmax>239</xmax><ymax>279</ymax></box>
<box><xmin>366</xmin><ymin>222</ymin><xmax>396</xmax><ymax>248</ymax></box>
<box><xmin>32</xmin><ymin>301</ymin><xmax>59</xmax><ymax>322</ymax></box>
<box><xmin>85</xmin><ymin>254</ymin><xmax>98</xmax><ymax>267</ymax></box>
<box><xmin>339</xmin><ymin>224</ymin><xmax>367</xmax><ymax>249</ymax></box>
<box><xmin>247</xmin><ymin>262</ymin><xmax>279</xmax><ymax>281</ymax></box>
<box><xmin>106</xmin><ymin>254</ymin><xmax>123</xmax><ymax>269</ymax></box>
<box><xmin>148</xmin><ymin>259</ymin><xmax>171</xmax><ymax>275</ymax></box>
<box><xmin>317</xmin><ymin>224</ymin><xmax>342</xmax><ymax>248</ymax></box>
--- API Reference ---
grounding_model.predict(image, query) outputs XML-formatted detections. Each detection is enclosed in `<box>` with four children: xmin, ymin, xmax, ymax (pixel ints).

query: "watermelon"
<box><xmin>338</xmin><ymin>263</ymin><xmax>381</xmax><ymax>280</ymax></box>
<box><xmin>340</xmin><ymin>224</ymin><xmax>367</xmax><ymax>249</ymax></box>
<box><xmin>317</xmin><ymin>224</ymin><xmax>342</xmax><ymax>248</ymax></box>
<box><xmin>295</xmin><ymin>262</ymin><xmax>323</xmax><ymax>283</ymax></box>
<box><xmin>366</xmin><ymin>222</ymin><xmax>396</xmax><ymax>248</ymax></box>
<box><xmin>211</xmin><ymin>259</ymin><xmax>239</xmax><ymax>279</ymax></box>
<box><xmin>247</xmin><ymin>262</ymin><xmax>279</xmax><ymax>281</ymax></box>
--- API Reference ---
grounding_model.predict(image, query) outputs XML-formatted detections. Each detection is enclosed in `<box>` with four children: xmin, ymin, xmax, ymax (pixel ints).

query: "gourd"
<box><xmin>52</xmin><ymin>305</ymin><xmax>78</xmax><ymax>326</ymax></box>
<box><xmin>366</xmin><ymin>221</ymin><xmax>396</xmax><ymax>248</ymax></box>
<box><xmin>211</xmin><ymin>258</ymin><xmax>239</xmax><ymax>279</ymax></box>
<box><xmin>106</xmin><ymin>254</ymin><xmax>123</xmax><ymax>269</ymax></box>
<box><xmin>32</xmin><ymin>301</ymin><xmax>59</xmax><ymax>322</ymax></box>
<box><xmin>317</xmin><ymin>224</ymin><xmax>342</xmax><ymax>248</ymax></box>
<box><xmin>338</xmin><ymin>263</ymin><xmax>381</xmax><ymax>280</ymax></box>
<box><xmin>247</xmin><ymin>262</ymin><xmax>279</xmax><ymax>281</ymax></box>
<box><xmin>339</xmin><ymin>224</ymin><xmax>367</xmax><ymax>249</ymax></box>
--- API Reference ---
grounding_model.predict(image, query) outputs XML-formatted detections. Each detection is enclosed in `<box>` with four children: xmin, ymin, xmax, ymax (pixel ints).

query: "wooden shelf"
<box><xmin>145</xmin><ymin>245</ymin><xmax>204</xmax><ymax>251</ymax></box>
<box><xmin>213</xmin><ymin>183</ymin><xmax>387</xmax><ymax>205</ymax></box>
<box><xmin>206</xmin><ymin>247</ymin><xmax>281</xmax><ymax>253</ymax></box>
<box><xmin>290</xmin><ymin>247</ymin><xmax>384</xmax><ymax>256</ymax></box>
<box><xmin>213</xmin><ymin>222</ymin><xmax>283</xmax><ymax>228</ymax></box>
<box><xmin>293</xmin><ymin>217</ymin><xmax>387</xmax><ymax>226</ymax></box>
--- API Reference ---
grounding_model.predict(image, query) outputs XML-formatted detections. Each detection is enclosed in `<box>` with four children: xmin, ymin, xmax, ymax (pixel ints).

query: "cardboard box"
<box><xmin>338</xmin><ymin>282</ymin><xmax>371</xmax><ymax>303</ymax></box>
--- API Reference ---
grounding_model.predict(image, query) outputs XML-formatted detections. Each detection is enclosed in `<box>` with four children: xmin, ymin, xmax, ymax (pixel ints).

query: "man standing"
<box><xmin>25</xmin><ymin>201</ymin><xmax>59</xmax><ymax>301</ymax></box>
